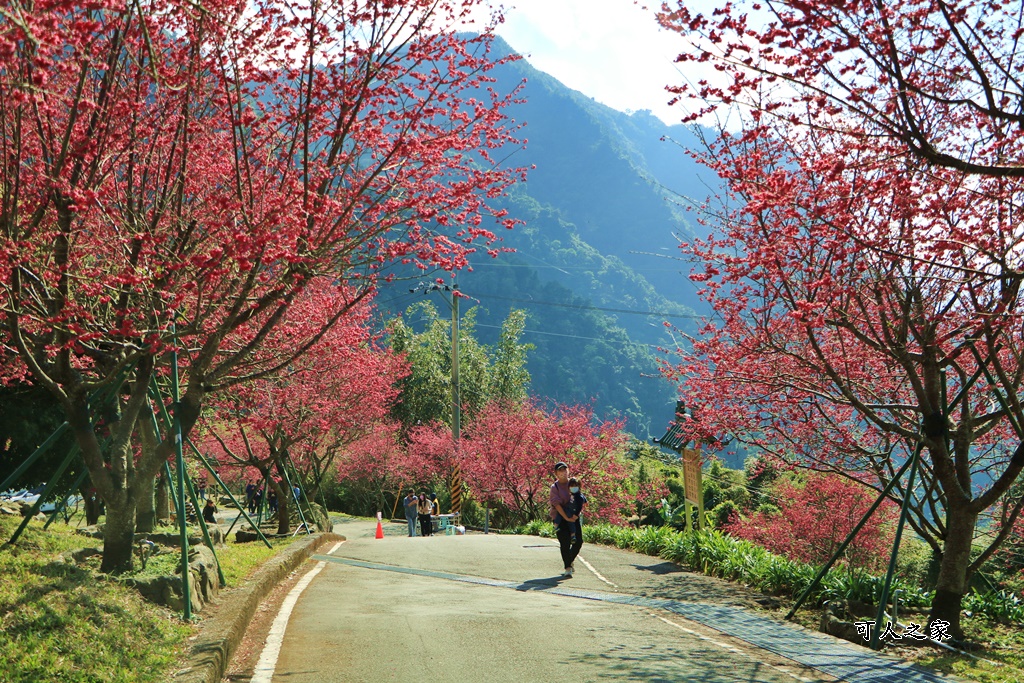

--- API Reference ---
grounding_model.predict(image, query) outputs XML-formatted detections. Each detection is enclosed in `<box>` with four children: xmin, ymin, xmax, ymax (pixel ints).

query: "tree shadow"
<box><xmin>3</xmin><ymin>560</ymin><xmax>143</xmax><ymax>639</ymax></box>
<box><xmin>567</xmin><ymin>641</ymin><xmax>794</xmax><ymax>682</ymax></box>
<box><xmin>632</xmin><ymin>562</ymin><xmax>685</xmax><ymax>575</ymax></box>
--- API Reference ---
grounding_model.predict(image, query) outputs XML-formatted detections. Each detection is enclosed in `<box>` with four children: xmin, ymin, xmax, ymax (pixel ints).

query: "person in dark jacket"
<box><xmin>403</xmin><ymin>491</ymin><xmax>419</xmax><ymax>537</ymax></box>
<box><xmin>417</xmin><ymin>492</ymin><xmax>434</xmax><ymax>537</ymax></box>
<box><xmin>203</xmin><ymin>498</ymin><xmax>218</xmax><ymax>524</ymax></box>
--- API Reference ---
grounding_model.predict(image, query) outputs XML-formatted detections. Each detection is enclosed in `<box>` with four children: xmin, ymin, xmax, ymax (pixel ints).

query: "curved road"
<box><xmin>228</xmin><ymin>519</ymin><xmax>957</xmax><ymax>683</ymax></box>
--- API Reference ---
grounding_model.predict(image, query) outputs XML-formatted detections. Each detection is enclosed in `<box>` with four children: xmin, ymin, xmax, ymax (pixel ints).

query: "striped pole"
<box><xmin>450</xmin><ymin>463</ymin><xmax>462</xmax><ymax>516</ymax></box>
<box><xmin>450</xmin><ymin>285</ymin><xmax>462</xmax><ymax>517</ymax></box>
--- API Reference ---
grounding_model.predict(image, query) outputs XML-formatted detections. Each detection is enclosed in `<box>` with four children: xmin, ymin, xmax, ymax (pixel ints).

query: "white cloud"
<box><xmin>495</xmin><ymin>0</ymin><xmax>689</xmax><ymax>124</ymax></box>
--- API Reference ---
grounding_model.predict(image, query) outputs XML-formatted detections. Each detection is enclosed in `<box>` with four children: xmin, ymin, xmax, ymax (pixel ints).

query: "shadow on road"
<box><xmin>515</xmin><ymin>576</ymin><xmax>570</xmax><ymax>591</ymax></box>
<box><xmin>631</xmin><ymin>561</ymin><xmax>685</xmax><ymax>575</ymax></box>
<box><xmin>570</xmin><ymin>642</ymin><xmax>792</xmax><ymax>683</ymax></box>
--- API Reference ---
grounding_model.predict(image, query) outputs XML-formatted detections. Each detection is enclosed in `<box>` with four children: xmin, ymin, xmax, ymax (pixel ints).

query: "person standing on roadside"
<box><xmin>550</xmin><ymin>461</ymin><xmax>581</xmax><ymax>577</ymax></box>
<box><xmin>245</xmin><ymin>481</ymin><xmax>257</xmax><ymax>514</ymax></box>
<box><xmin>403</xmin><ymin>491</ymin><xmax>419</xmax><ymax>537</ymax></box>
<box><xmin>417</xmin><ymin>492</ymin><xmax>434</xmax><ymax>537</ymax></box>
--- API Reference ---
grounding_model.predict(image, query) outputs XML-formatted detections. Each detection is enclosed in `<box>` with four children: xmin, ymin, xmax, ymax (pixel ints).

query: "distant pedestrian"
<box><xmin>203</xmin><ymin>498</ymin><xmax>218</xmax><ymax>524</ymax></box>
<box><xmin>550</xmin><ymin>461</ymin><xmax>582</xmax><ymax>577</ymax></box>
<box><xmin>417</xmin><ymin>492</ymin><xmax>434</xmax><ymax>537</ymax></box>
<box><xmin>404</xmin><ymin>491</ymin><xmax>419</xmax><ymax>537</ymax></box>
<box><xmin>245</xmin><ymin>482</ymin><xmax>257</xmax><ymax>514</ymax></box>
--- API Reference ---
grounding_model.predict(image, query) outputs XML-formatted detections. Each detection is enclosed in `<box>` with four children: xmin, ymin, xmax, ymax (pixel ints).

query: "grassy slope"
<box><xmin>0</xmin><ymin>513</ymin><xmax>298</xmax><ymax>682</ymax></box>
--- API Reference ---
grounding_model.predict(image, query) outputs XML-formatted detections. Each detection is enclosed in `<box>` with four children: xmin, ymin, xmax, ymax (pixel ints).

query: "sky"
<box><xmin>491</xmin><ymin>0</ymin><xmax>692</xmax><ymax>125</ymax></box>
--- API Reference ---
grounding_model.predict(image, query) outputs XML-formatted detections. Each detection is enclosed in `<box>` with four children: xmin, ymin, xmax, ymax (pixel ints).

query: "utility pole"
<box><xmin>411</xmin><ymin>281</ymin><xmax>463</xmax><ymax>517</ymax></box>
<box><xmin>450</xmin><ymin>284</ymin><xmax>462</xmax><ymax>517</ymax></box>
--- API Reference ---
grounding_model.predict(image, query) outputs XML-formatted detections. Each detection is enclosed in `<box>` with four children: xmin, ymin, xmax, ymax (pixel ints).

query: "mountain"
<box><xmin>377</xmin><ymin>35</ymin><xmax>722</xmax><ymax>440</ymax></box>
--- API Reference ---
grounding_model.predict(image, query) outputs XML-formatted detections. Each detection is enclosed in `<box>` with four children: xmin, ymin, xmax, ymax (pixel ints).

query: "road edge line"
<box><xmin>250</xmin><ymin>561</ymin><xmax>327</xmax><ymax>683</ymax></box>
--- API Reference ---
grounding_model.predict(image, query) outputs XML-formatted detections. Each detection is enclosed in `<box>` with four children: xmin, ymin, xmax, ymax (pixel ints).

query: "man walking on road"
<box><xmin>403</xmin><ymin>491</ymin><xmax>419</xmax><ymax>537</ymax></box>
<box><xmin>550</xmin><ymin>461</ymin><xmax>581</xmax><ymax>576</ymax></box>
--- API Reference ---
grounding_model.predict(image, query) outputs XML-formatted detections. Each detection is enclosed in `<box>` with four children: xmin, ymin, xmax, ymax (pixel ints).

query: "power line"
<box><xmin>468</xmin><ymin>261</ymin><xmax>685</xmax><ymax>273</ymax></box>
<box><xmin>479</xmin><ymin>293</ymin><xmax>704</xmax><ymax>321</ymax></box>
<box><xmin>378</xmin><ymin>285</ymin><xmax>705</xmax><ymax>325</ymax></box>
<box><xmin>473</xmin><ymin>323</ymin><xmax>664</xmax><ymax>349</ymax></box>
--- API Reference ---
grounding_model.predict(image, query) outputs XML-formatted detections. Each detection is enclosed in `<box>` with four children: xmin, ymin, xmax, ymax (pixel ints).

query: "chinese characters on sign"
<box><xmin>682</xmin><ymin>448</ymin><xmax>701</xmax><ymax>505</ymax></box>
<box><xmin>854</xmin><ymin>620</ymin><xmax>951</xmax><ymax>642</ymax></box>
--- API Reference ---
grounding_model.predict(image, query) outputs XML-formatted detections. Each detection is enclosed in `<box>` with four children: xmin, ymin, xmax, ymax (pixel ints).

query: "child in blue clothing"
<box><xmin>566</xmin><ymin>477</ymin><xmax>586</xmax><ymax>545</ymax></box>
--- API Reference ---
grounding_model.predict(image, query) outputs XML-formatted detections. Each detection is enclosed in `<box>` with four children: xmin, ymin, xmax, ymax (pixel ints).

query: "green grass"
<box><xmin>912</xmin><ymin>616</ymin><xmax>1024</xmax><ymax>683</ymax></box>
<box><xmin>0</xmin><ymin>515</ymin><xmax>191</xmax><ymax>683</ymax></box>
<box><xmin>218</xmin><ymin>535</ymin><xmax>299</xmax><ymax>586</ymax></box>
<box><xmin>0</xmin><ymin>513</ymin><xmax>301</xmax><ymax>682</ymax></box>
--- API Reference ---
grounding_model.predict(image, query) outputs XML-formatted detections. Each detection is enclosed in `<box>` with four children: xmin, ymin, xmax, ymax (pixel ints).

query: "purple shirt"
<box><xmin>550</xmin><ymin>481</ymin><xmax>572</xmax><ymax>522</ymax></box>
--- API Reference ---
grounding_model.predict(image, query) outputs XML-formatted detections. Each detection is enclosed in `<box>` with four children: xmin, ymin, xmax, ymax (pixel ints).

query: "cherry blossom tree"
<box><xmin>726</xmin><ymin>473</ymin><xmax>898</xmax><ymax>571</ymax></box>
<box><xmin>659</xmin><ymin>0</ymin><xmax>1024</xmax><ymax>177</ymax></box>
<box><xmin>0</xmin><ymin>0</ymin><xmax>524</xmax><ymax>570</ymax></box>
<box><xmin>200</xmin><ymin>285</ymin><xmax>404</xmax><ymax>533</ymax></box>
<box><xmin>458</xmin><ymin>400</ymin><xmax>631</xmax><ymax>526</ymax></box>
<box><xmin>334</xmin><ymin>420</ymin><xmax>411</xmax><ymax>516</ymax></box>
<box><xmin>659</xmin><ymin>0</ymin><xmax>1024</xmax><ymax>638</ymax></box>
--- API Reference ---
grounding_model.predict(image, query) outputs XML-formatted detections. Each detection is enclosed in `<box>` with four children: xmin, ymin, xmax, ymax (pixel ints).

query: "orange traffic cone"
<box><xmin>375</xmin><ymin>520</ymin><xmax>384</xmax><ymax>539</ymax></box>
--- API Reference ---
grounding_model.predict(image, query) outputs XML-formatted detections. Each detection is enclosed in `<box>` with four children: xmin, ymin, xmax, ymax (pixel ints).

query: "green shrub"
<box><xmin>709</xmin><ymin>500</ymin><xmax>739</xmax><ymax>529</ymax></box>
<box><xmin>896</xmin><ymin>538</ymin><xmax>934</xmax><ymax>587</ymax></box>
<box><xmin>723</xmin><ymin>486</ymin><xmax>750</xmax><ymax>508</ymax></box>
<box><xmin>819</xmin><ymin>570</ymin><xmax>881</xmax><ymax>604</ymax></box>
<box><xmin>752</xmin><ymin>554</ymin><xmax>801</xmax><ymax>595</ymax></box>
<box><xmin>515</xmin><ymin>519</ymin><xmax>556</xmax><ymax>538</ymax></box>
<box><xmin>964</xmin><ymin>590</ymin><xmax>1024</xmax><ymax>624</ymax></box>
<box><xmin>632</xmin><ymin>525</ymin><xmax>674</xmax><ymax>555</ymax></box>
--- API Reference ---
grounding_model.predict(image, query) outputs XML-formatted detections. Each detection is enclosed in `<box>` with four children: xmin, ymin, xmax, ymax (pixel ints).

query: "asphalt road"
<box><xmin>250</xmin><ymin>518</ymin><xmax>838</xmax><ymax>683</ymax></box>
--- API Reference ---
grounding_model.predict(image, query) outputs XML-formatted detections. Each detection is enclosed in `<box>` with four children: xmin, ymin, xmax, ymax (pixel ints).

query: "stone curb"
<box><xmin>172</xmin><ymin>531</ymin><xmax>345</xmax><ymax>683</ymax></box>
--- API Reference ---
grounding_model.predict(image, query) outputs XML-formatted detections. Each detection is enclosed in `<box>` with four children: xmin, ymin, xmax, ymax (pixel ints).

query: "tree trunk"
<box><xmin>273</xmin><ymin>478</ymin><xmax>290</xmax><ymax>535</ymax></box>
<box><xmin>101</xmin><ymin>495</ymin><xmax>137</xmax><ymax>573</ymax></box>
<box><xmin>929</xmin><ymin>504</ymin><xmax>977</xmax><ymax>640</ymax></box>
<box><xmin>277</xmin><ymin>494</ymin><xmax>290</xmax><ymax>534</ymax></box>
<box><xmin>136</xmin><ymin>475</ymin><xmax>156</xmax><ymax>533</ymax></box>
<box><xmin>81</xmin><ymin>486</ymin><xmax>102</xmax><ymax>526</ymax></box>
<box><xmin>136</xmin><ymin>407</ymin><xmax>159</xmax><ymax>533</ymax></box>
<box><xmin>156</xmin><ymin>473</ymin><xmax>170</xmax><ymax>524</ymax></box>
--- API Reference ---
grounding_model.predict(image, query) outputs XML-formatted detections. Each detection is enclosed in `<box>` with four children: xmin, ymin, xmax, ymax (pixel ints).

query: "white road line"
<box><xmin>250</xmin><ymin>562</ymin><xmax>326</xmax><ymax>683</ymax></box>
<box><xmin>650</xmin><ymin>612</ymin><xmax>816</xmax><ymax>683</ymax></box>
<box><xmin>578</xmin><ymin>556</ymin><xmax>617</xmax><ymax>588</ymax></box>
<box><xmin>326</xmin><ymin>541</ymin><xmax>345</xmax><ymax>554</ymax></box>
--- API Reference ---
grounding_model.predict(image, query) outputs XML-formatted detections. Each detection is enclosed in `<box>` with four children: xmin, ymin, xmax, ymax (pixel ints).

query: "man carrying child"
<box><xmin>549</xmin><ymin>462</ymin><xmax>586</xmax><ymax>577</ymax></box>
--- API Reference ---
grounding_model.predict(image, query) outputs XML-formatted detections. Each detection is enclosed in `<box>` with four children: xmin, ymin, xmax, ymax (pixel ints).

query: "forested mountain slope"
<box><xmin>378</xmin><ymin>36</ymin><xmax>720</xmax><ymax>438</ymax></box>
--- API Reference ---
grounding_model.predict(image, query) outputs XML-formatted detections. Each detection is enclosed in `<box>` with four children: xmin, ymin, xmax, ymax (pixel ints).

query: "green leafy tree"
<box><xmin>490</xmin><ymin>309</ymin><xmax>533</xmax><ymax>405</ymax></box>
<box><xmin>388</xmin><ymin>302</ymin><xmax>491</xmax><ymax>432</ymax></box>
<box><xmin>388</xmin><ymin>303</ymin><xmax>531</xmax><ymax>433</ymax></box>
